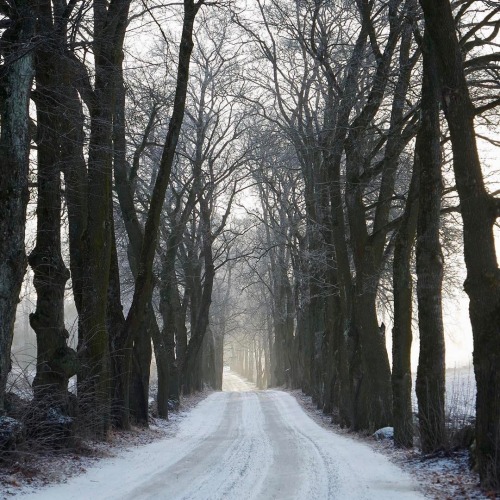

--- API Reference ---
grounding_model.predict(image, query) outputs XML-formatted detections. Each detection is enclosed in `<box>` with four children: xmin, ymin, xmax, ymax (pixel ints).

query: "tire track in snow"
<box><xmin>18</xmin><ymin>373</ymin><xmax>424</xmax><ymax>500</ymax></box>
<box><xmin>171</xmin><ymin>391</ymin><xmax>272</xmax><ymax>500</ymax></box>
<box><xmin>258</xmin><ymin>391</ymin><xmax>333</xmax><ymax>499</ymax></box>
<box><xmin>266</xmin><ymin>390</ymin><xmax>423</xmax><ymax>499</ymax></box>
<box><xmin>211</xmin><ymin>391</ymin><xmax>272</xmax><ymax>500</ymax></box>
<box><xmin>124</xmin><ymin>392</ymin><xmax>243</xmax><ymax>500</ymax></box>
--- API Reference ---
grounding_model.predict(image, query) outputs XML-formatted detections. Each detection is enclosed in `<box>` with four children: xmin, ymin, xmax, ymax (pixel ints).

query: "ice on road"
<box><xmin>21</xmin><ymin>371</ymin><xmax>424</xmax><ymax>499</ymax></box>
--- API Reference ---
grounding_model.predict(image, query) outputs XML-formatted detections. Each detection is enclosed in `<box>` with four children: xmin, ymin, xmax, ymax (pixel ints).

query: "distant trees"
<box><xmin>234</xmin><ymin>0</ymin><xmax>420</xmax><ymax>430</ymax></box>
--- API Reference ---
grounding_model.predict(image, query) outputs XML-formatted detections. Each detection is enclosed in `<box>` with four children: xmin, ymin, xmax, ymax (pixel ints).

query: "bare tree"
<box><xmin>119</xmin><ymin>0</ymin><xmax>205</xmax><ymax>415</ymax></box>
<box><xmin>420</xmin><ymin>0</ymin><xmax>500</xmax><ymax>489</ymax></box>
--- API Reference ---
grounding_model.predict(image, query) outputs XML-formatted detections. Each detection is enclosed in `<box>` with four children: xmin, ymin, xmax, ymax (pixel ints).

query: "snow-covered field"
<box><xmin>12</xmin><ymin>371</ymin><xmax>424</xmax><ymax>500</ymax></box>
<box><xmin>442</xmin><ymin>365</ymin><xmax>476</xmax><ymax>424</ymax></box>
<box><xmin>411</xmin><ymin>365</ymin><xmax>476</xmax><ymax>424</ymax></box>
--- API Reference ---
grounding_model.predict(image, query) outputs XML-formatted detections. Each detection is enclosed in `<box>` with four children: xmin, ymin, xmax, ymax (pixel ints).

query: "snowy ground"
<box><xmin>8</xmin><ymin>371</ymin><xmax>425</xmax><ymax>500</ymax></box>
<box><xmin>290</xmin><ymin>385</ymin><xmax>488</xmax><ymax>500</ymax></box>
<box><xmin>0</xmin><ymin>391</ymin><xmax>211</xmax><ymax>498</ymax></box>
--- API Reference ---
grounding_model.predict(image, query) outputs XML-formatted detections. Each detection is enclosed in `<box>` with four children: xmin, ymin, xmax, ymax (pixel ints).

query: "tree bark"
<box><xmin>0</xmin><ymin>0</ymin><xmax>35</xmax><ymax>413</ymax></box>
<box><xmin>342</xmin><ymin>0</ymin><xmax>414</xmax><ymax>431</ymax></box>
<box><xmin>181</xmin><ymin>214</ymin><xmax>215</xmax><ymax>393</ymax></box>
<box><xmin>29</xmin><ymin>23</ymin><xmax>78</xmax><ymax>409</ymax></box>
<box><xmin>112</xmin><ymin>40</ymin><xmax>160</xmax><ymax>427</ymax></box>
<box><xmin>159</xmin><ymin>253</ymin><xmax>180</xmax><ymax>409</ymax></box>
<box><xmin>78</xmin><ymin>0</ymin><xmax>131</xmax><ymax>437</ymax></box>
<box><xmin>415</xmin><ymin>30</ymin><xmax>446</xmax><ymax>453</ymax></box>
<box><xmin>107</xmin><ymin>216</ymin><xmax>127</xmax><ymax>427</ymax></box>
<box><xmin>392</xmin><ymin>168</ymin><xmax>418</xmax><ymax>448</ymax></box>
<box><xmin>60</xmin><ymin>60</ymin><xmax>88</xmax><ymax>341</ymax></box>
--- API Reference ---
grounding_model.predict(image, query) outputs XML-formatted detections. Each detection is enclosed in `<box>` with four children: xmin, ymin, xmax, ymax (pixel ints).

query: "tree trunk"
<box><xmin>30</xmin><ymin>34</ymin><xmax>78</xmax><ymax>409</ymax></box>
<box><xmin>60</xmin><ymin>64</ymin><xmax>88</xmax><ymax>343</ymax></box>
<box><xmin>415</xmin><ymin>30</ymin><xmax>446</xmax><ymax>453</ymax></box>
<box><xmin>420</xmin><ymin>0</ymin><xmax>500</xmax><ymax>487</ymax></box>
<box><xmin>392</xmin><ymin>169</ymin><xmax>418</xmax><ymax>448</ymax></box>
<box><xmin>342</xmin><ymin>2</ymin><xmax>415</xmax><ymax>431</ymax></box>
<box><xmin>150</xmin><ymin>307</ymin><xmax>170</xmax><ymax>418</ymax></box>
<box><xmin>349</xmin><ymin>290</ymin><xmax>393</xmax><ymax>431</ymax></box>
<box><xmin>77</xmin><ymin>0</ymin><xmax>131</xmax><ymax>438</ymax></box>
<box><xmin>128</xmin><ymin>333</ymin><xmax>151</xmax><ymax>425</ymax></box>
<box><xmin>202</xmin><ymin>327</ymin><xmax>216</xmax><ymax>388</ymax></box>
<box><xmin>112</xmin><ymin>37</ymin><xmax>160</xmax><ymax>426</ymax></box>
<box><xmin>107</xmin><ymin>217</ymin><xmax>127</xmax><ymax>428</ymax></box>
<box><xmin>0</xmin><ymin>0</ymin><xmax>35</xmax><ymax>413</ymax></box>
<box><xmin>182</xmin><ymin>251</ymin><xmax>215</xmax><ymax>393</ymax></box>
<box><xmin>158</xmin><ymin>223</ymin><xmax>194</xmax><ymax>413</ymax></box>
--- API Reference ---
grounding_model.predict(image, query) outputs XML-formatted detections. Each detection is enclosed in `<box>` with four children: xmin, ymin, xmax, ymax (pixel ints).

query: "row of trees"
<box><xmin>0</xmin><ymin>0</ymin><xmax>251</xmax><ymax>439</ymax></box>
<box><xmin>224</xmin><ymin>0</ymin><xmax>500</xmax><ymax>490</ymax></box>
<box><xmin>1</xmin><ymin>0</ymin><xmax>500</xmax><ymax>491</ymax></box>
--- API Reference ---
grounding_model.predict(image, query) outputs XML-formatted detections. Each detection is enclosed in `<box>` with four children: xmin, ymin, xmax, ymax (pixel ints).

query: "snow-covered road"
<box><xmin>20</xmin><ymin>371</ymin><xmax>424</xmax><ymax>499</ymax></box>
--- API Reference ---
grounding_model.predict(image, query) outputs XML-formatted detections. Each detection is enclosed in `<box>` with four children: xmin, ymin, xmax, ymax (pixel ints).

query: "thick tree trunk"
<box><xmin>342</xmin><ymin>2</ymin><xmax>415</xmax><ymax>431</ymax></box>
<box><xmin>78</xmin><ymin>0</ymin><xmax>131</xmax><ymax>437</ymax></box>
<box><xmin>322</xmin><ymin>26</ymin><xmax>366</xmax><ymax>430</ymax></box>
<box><xmin>213</xmin><ymin>331</ymin><xmax>223</xmax><ymax>391</ymax></box>
<box><xmin>293</xmin><ymin>164</ymin><xmax>327</xmax><ymax>398</ymax></box>
<box><xmin>110</xmin><ymin>50</ymin><xmax>133</xmax><ymax>429</ymax></box>
<box><xmin>0</xmin><ymin>1</ymin><xmax>35</xmax><ymax>413</ymax></box>
<box><xmin>267</xmin><ymin>239</ymin><xmax>294</xmax><ymax>389</ymax></box>
<box><xmin>182</xmin><ymin>254</ymin><xmax>215</xmax><ymax>393</ymax></box>
<box><xmin>349</xmin><ymin>290</ymin><xmax>393</xmax><ymax>431</ymax></box>
<box><xmin>415</xmin><ymin>31</ymin><xmax>446</xmax><ymax>453</ymax></box>
<box><xmin>150</xmin><ymin>308</ymin><xmax>170</xmax><ymax>418</ymax></box>
<box><xmin>78</xmin><ymin>117</ymin><xmax>113</xmax><ymax>433</ymax></box>
<box><xmin>112</xmin><ymin>41</ymin><xmax>159</xmax><ymax>426</ymax></box>
<box><xmin>158</xmin><ymin>227</ymin><xmax>193</xmax><ymax>414</ymax></box>
<box><xmin>306</xmin><ymin>268</ymin><xmax>326</xmax><ymax>403</ymax></box>
<box><xmin>392</xmin><ymin>169</ymin><xmax>418</xmax><ymax>448</ymax></box>
<box><xmin>30</xmin><ymin>37</ymin><xmax>78</xmax><ymax>409</ymax></box>
<box><xmin>267</xmin><ymin>312</ymin><xmax>276</xmax><ymax>387</ymax></box>
<box><xmin>324</xmin><ymin>265</ymin><xmax>349</xmax><ymax>425</ymax></box>
<box><xmin>330</xmin><ymin>303</ymin><xmax>351</xmax><ymax>427</ymax></box>
<box><xmin>201</xmin><ymin>327</ymin><xmax>217</xmax><ymax>389</ymax></box>
<box><xmin>158</xmin><ymin>260</ymin><xmax>187</xmax><ymax>406</ymax></box>
<box><xmin>128</xmin><ymin>334</ymin><xmax>151</xmax><ymax>425</ymax></box>
<box><xmin>420</xmin><ymin>0</ymin><xmax>500</xmax><ymax>487</ymax></box>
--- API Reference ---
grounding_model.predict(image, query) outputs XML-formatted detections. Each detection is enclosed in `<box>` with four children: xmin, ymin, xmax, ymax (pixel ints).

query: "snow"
<box><xmin>412</xmin><ymin>365</ymin><xmax>476</xmax><ymax>424</ymax></box>
<box><xmin>375</xmin><ymin>445</ymin><xmax>489</xmax><ymax>500</ymax></box>
<box><xmin>373</xmin><ymin>427</ymin><xmax>394</xmax><ymax>440</ymax></box>
<box><xmin>45</xmin><ymin>408</ymin><xmax>72</xmax><ymax>426</ymax></box>
<box><xmin>290</xmin><ymin>386</ymin><xmax>487</xmax><ymax>499</ymax></box>
<box><xmin>15</xmin><ymin>372</ymin><xmax>424</xmax><ymax>500</ymax></box>
<box><xmin>0</xmin><ymin>417</ymin><xmax>24</xmax><ymax>448</ymax></box>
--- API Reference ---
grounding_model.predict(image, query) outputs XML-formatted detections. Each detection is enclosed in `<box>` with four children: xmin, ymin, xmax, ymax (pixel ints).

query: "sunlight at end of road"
<box><xmin>222</xmin><ymin>369</ymin><xmax>256</xmax><ymax>392</ymax></box>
